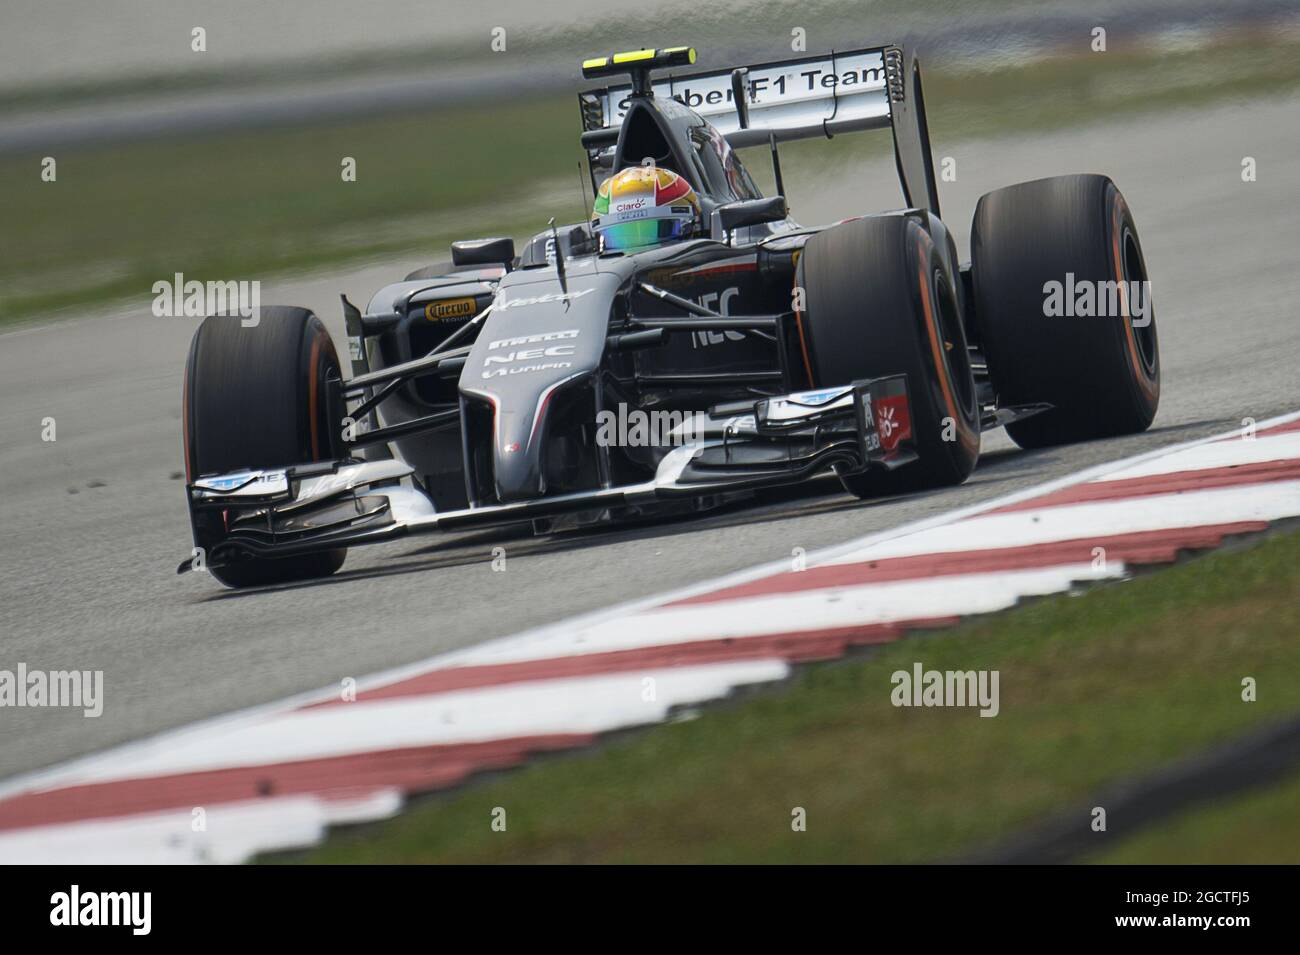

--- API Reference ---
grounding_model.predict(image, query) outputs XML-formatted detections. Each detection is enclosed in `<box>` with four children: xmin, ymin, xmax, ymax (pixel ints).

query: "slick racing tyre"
<box><xmin>183</xmin><ymin>306</ymin><xmax>347</xmax><ymax>588</ymax></box>
<box><xmin>970</xmin><ymin>174</ymin><xmax>1159</xmax><ymax>449</ymax></box>
<box><xmin>796</xmin><ymin>213</ymin><xmax>981</xmax><ymax>498</ymax></box>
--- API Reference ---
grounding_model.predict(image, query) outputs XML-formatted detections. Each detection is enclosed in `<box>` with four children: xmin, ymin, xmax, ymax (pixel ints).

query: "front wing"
<box><xmin>177</xmin><ymin>376</ymin><xmax>916</xmax><ymax>575</ymax></box>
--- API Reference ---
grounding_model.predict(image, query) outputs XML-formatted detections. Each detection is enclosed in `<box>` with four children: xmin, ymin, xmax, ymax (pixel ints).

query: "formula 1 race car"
<box><xmin>179</xmin><ymin>44</ymin><xmax>1160</xmax><ymax>588</ymax></box>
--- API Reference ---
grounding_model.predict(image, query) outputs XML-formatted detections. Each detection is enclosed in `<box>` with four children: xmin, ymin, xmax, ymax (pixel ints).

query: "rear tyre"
<box><xmin>183</xmin><ymin>306</ymin><xmax>346</xmax><ymax>588</ymax></box>
<box><xmin>796</xmin><ymin>214</ymin><xmax>981</xmax><ymax>498</ymax></box>
<box><xmin>970</xmin><ymin>174</ymin><xmax>1159</xmax><ymax>449</ymax></box>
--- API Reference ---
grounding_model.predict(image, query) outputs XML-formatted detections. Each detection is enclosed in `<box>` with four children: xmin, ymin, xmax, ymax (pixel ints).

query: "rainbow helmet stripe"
<box><xmin>592</xmin><ymin>166</ymin><xmax>701</xmax><ymax>251</ymax></box>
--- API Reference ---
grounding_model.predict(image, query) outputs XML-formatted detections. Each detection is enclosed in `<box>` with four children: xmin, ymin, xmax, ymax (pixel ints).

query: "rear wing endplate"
<box><xmin>579</xmin><ymin>44</ymin><xmax>940</xmax><ymax>216</ymax></box>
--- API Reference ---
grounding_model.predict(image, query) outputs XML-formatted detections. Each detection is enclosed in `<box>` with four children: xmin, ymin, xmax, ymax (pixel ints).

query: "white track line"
<box><xmin>1094</xmin><ymin>432</ymin><xmax>1300</xmax><ymax>481</ymax></box>
<box><xmin>445</xmin><ymin>564</ymin><xmax>1121</xmax><ymax>668</ymax></box>
<box><xmin>826</xmin><ymin>482</ymin><xmax>1300</xmax><ymax>564</ymax></box>
<box><xmin>47</xmin><ymin>660</ymin><xmax>790</xmax><ymax>786</ymax></box>
<box><xmin>0</xmin><ymin>790</ymin><xmax>404</xmax><ymax>865</ymax></box>
<box><xmin>0</xmin><ymin>796</ymin><xmax>329</xmax><ymax>865</ymax></box>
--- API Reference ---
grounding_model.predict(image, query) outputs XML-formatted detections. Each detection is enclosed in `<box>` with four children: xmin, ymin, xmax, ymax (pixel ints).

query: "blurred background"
<box><xmin>2</xmin><ymin>0</ymin><xmax>1299</xmax><ymax>324</ymax></box>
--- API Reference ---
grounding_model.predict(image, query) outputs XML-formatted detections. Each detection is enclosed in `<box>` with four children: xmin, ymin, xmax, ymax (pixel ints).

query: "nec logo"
<box><xmin>483</xmin><ymin>345</ymin><xmax>575</xmax><ymax>365</ymax></box>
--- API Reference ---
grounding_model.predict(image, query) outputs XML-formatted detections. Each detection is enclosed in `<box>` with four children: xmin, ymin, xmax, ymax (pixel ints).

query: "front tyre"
<box><xmin>796</xmin><ymin>214</ymin><xmax>981</xmax><ymax>498</ymax></box>
<box><xmin>183</xmin><ymin>306</ymin><xmax>346</xmax><ymax>588</ymax></box>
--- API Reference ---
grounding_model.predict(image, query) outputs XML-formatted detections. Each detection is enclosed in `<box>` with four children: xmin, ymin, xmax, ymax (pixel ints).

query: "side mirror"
<box><xmin>451</xmin><ymin>237</ymin><xmax>516</xmax><ymax>270</ymax></box>
<box><xmin>564</xmin><ymin>225</ymin><xmax>599</xmax><ymax>257</ymax></box>
<box><xmin>715</xmin><ymin>196</ymin><xmax>788</xmax><ymax>235</ymax></box>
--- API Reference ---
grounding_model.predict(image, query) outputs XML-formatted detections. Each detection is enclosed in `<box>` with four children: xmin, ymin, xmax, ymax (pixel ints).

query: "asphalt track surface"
<box><xmin>1</xmin><ymin>94</ymin><xmax>1298</xmax><ymax>782</ymax></box>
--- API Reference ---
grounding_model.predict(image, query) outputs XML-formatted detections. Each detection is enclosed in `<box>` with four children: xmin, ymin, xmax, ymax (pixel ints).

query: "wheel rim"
<box><xmin>1121</xmin><ymin>226</ymin><xmax>1157</xmax><ymax>375</ymax></box>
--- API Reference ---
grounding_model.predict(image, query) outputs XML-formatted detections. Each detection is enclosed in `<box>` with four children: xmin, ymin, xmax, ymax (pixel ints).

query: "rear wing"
<box><xmin>579</xmin><ymin>44</ymin><xmax>941</xmax><ymax>216</ymax></box>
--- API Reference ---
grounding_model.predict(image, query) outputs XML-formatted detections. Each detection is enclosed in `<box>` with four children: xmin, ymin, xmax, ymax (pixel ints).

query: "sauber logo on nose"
<box><xmin>495</xmin><ymin>288</ymin><xmax>596</xmax><ymax>309</ymax></box>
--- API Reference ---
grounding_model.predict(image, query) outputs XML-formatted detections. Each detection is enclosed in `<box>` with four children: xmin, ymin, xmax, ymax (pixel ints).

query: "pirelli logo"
<box><xmin>424</xmin><ymin>297</ymin><xmax>477</xmax><ymax>322</ymax></box>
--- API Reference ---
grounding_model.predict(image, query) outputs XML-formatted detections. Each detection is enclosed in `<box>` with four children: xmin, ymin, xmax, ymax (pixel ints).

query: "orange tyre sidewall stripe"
<box><xmin>793</xmin><ymin>299</ymin><xmax>815</xmax><ymax>386</ymax></box>
<box><xmin>1111</xmin><ymin>192</ymin><xmax>1158</xmax><ymax>403</ymax></box>
<box><xmin>792</xmin><ymin>248</ymin><xmax>816</xmax><ymax>386</ymax></box>
<box><xmin>916</xmin><ymin>234</ymin><xmax>978</xmax><ymax>455</ymax></box>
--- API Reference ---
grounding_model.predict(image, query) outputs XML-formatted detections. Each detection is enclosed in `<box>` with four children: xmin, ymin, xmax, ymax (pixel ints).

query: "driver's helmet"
<box><xmin>592</xmin><ymin>166</ymin><xmax>702</xmax><ymax>251</ymax></box>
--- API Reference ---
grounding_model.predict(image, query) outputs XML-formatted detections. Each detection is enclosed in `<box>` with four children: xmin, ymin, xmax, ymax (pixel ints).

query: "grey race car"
<box><xmin>178</xmin><ymin>44</ymin><xmax>1159</xmax><ymax>587</ymax></box>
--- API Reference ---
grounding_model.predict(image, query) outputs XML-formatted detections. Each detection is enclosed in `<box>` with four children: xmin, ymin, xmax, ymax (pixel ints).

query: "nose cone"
<box><xmin>460</xmin><ymin>270</ymin><xmax>618</xmax><ymax>501</ymax></box>
<box><xmin>492</xmin><ymin>397</ymin><xmax>556</xmax><ymax>501</ymax></box>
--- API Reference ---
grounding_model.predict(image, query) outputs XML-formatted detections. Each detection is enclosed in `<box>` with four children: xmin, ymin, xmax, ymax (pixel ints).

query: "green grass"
<box><xmin>929</xmin><ymin>32</ymin><xmax>1300</xmax><ymax>140</ymax></box>
<box><xmin>285</xmin><ymin>528</ymin><xmax>1300</xmax><ymax>864</ymax></box>
<box><xmin>6</xmin><ymin>31</ymin><xmax>1300</xmax><ymax>326</ymax></box>
<box><xmin>1088</xmin><ymin>769</ymin><xmax>1300</xmax><ymax>865</ymax></box>
<box><xmin>0</xmin><ymin>95</ymin><xmax>587</xmax><ymax>322</ymax></box>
